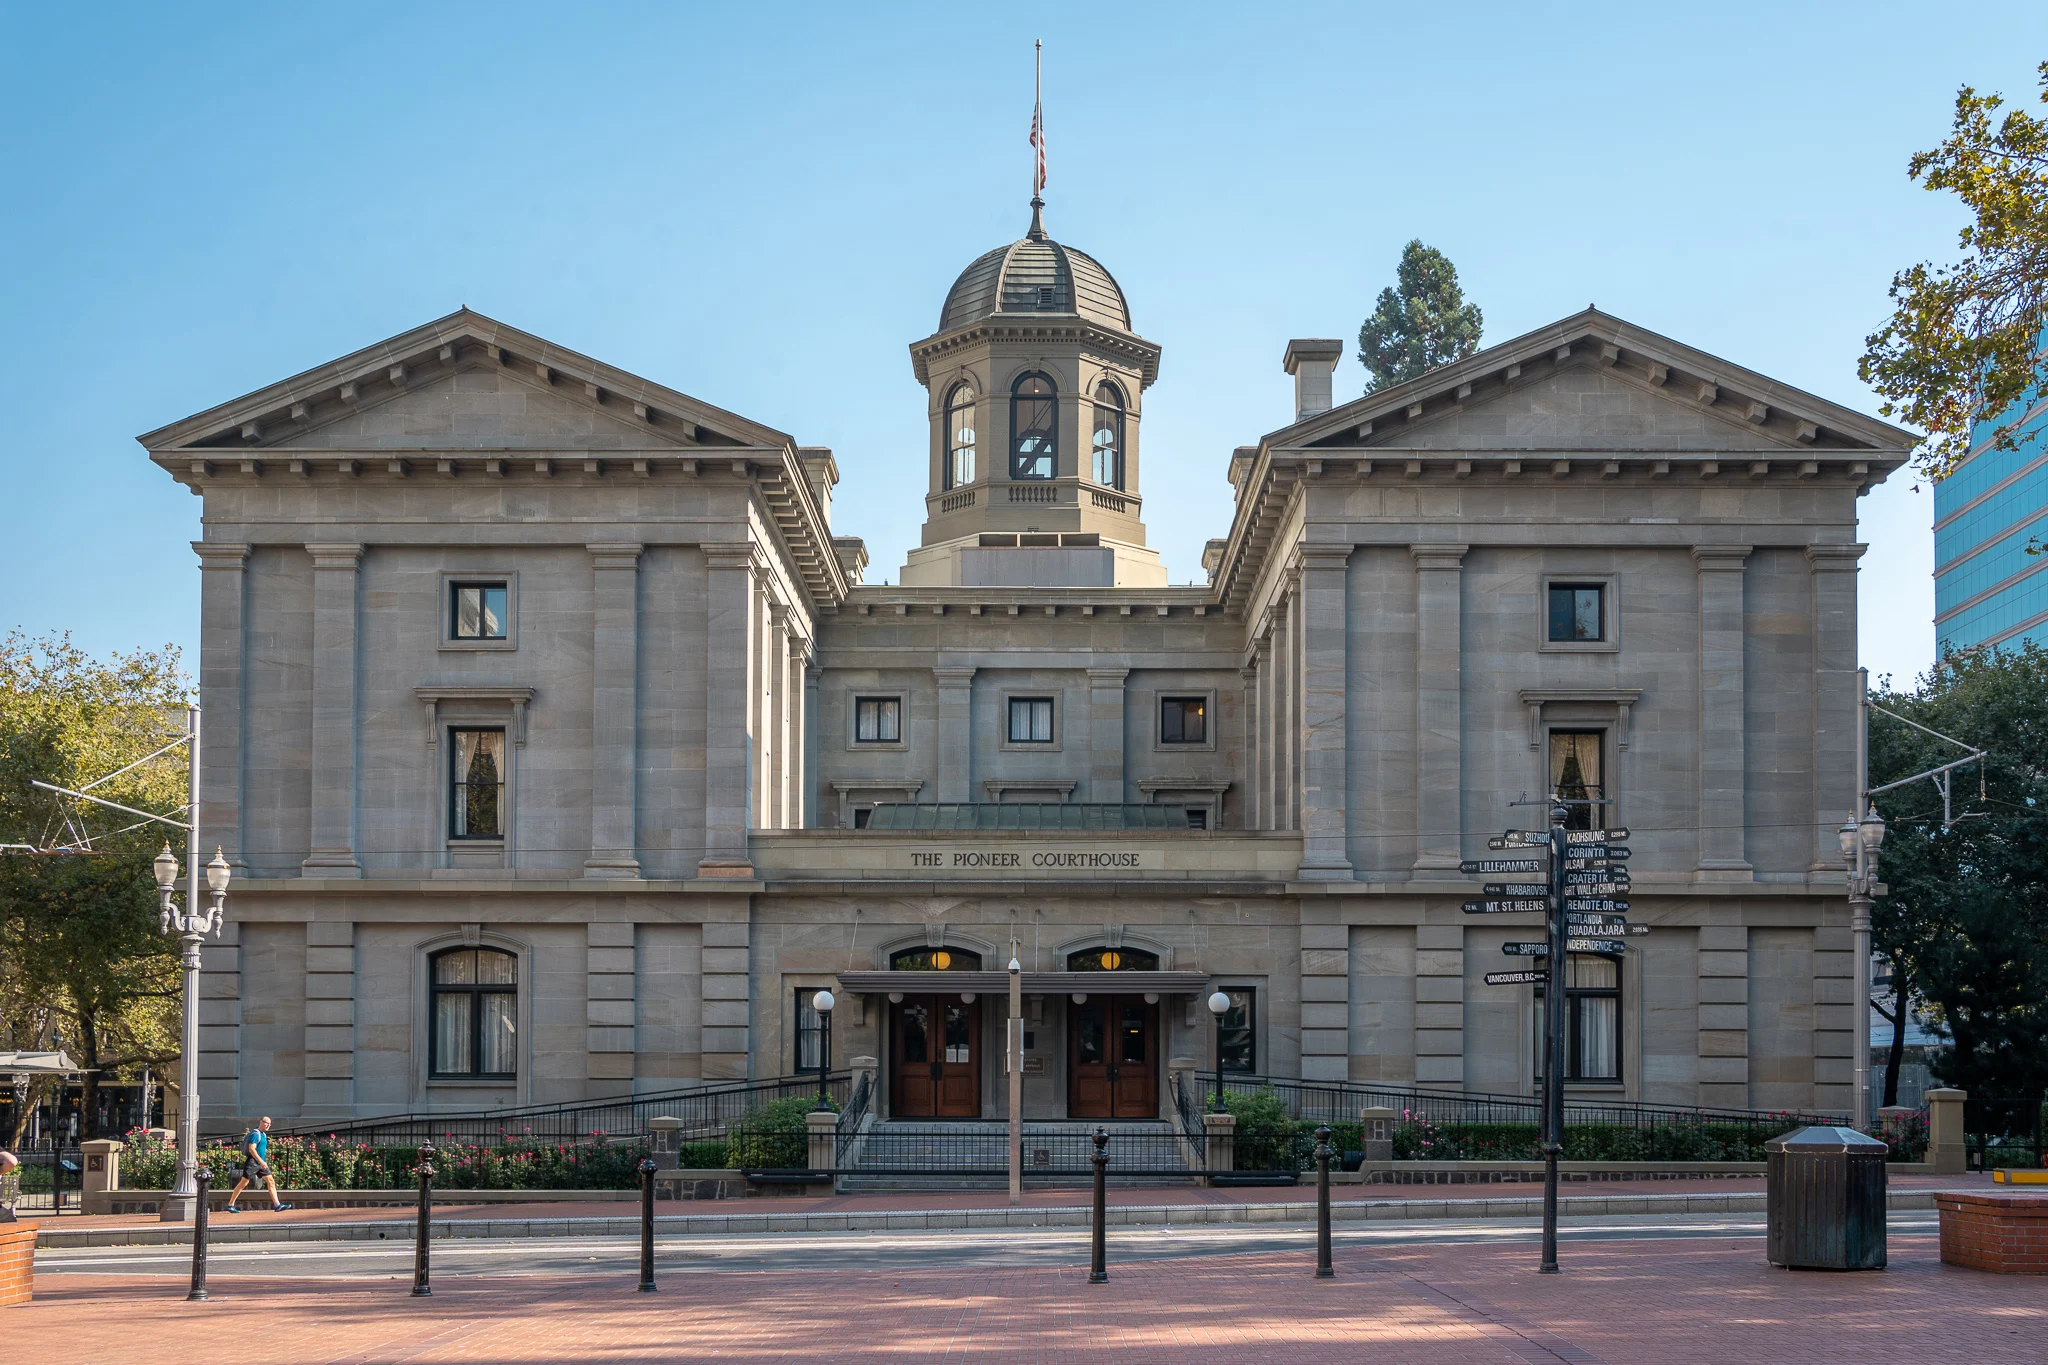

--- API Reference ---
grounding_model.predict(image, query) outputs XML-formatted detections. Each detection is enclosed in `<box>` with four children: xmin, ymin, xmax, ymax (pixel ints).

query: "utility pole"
<box><xmin>1008</xmin><ymin>942</ymin><xmax>1023</xmax><ymax>1205</ymax></box>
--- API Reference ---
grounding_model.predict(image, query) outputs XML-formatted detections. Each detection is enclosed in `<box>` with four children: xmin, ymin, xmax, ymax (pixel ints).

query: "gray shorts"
<box><xmin>240</xmin><ymin>1159</ymin><xmax>268</xmax><ymax>1182</ymax></box>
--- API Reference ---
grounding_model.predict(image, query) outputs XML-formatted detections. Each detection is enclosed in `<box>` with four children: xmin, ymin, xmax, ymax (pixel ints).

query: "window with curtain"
<box><xmin>1535</xmin><ymin>953</ymin><xmax>1621</xmax><ymax>1083</ymax></box>
<box><xmin>794</xmin><ymin>988</ymin><xmax>825</xmax><ymax>1071</ymax></box>
<box><xmin>450</xmin><ymin>728</ymin><xmax>506</xmax><ymax>838</ymax></box>
<box><xmin>854</xmin><ymin>696</ymin><xmax>900</xmax><ymax>743</ymax></box>
<box><xmin>1091</xmin><ymin>381</ymin><xmax>1124</xmax><ymax>489</ymax></box>
<box><xmin>945</xmin><ymin>382</ymin><xmax>977</xmax><ymax>488</ymax></box>
<box><xmin>1548</xmin><ymin>730</ymin><xmax>1603</xmax><ymax>832</ymax></box>
<box><xmin>1007</xmin><ymin>697</ymin><xmax>1054</xmax><ymax>743</ymax></box>
<box><xmin>1218</xmin><ymin>988</ymin><xmax>1256</xmax><ymax>1072</ymax></box>
<box><xmin>430</xmin><ymin>948</ymin><xmax>517</xmax><ymax>1078</ymax></box>
<box><xmin>1160</xmin><ymin>696</ymin><xmax>1207</xmax><ymax>744</ymax></box>
<box><xmin>1010</xmin><ymin>373</ymin><xmax>1057</xmax><ymax>479</ymax></box>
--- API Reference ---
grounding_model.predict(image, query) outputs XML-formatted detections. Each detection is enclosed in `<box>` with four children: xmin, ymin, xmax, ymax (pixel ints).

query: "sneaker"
<box><xmin>221</xmin><ymin>1206</ymin><xmax>241</xmax><ymax>1214</ymax></box>
<box><xmin>273</xmin><ymin>1203</ymin><xmax>292</xmax><ymax>1212</ymax></box>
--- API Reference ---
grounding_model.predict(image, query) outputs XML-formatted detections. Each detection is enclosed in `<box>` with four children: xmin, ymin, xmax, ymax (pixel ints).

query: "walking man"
<box><xmin>223</xmin><ymin>1115</ymin><xmax>290</xmax><ymax>1213</ymax></box>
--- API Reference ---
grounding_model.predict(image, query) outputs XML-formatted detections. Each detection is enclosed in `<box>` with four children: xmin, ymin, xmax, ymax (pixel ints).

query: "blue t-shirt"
<box><xmin>244</xmin><ymin>1129</ymin><xmax>268</xmax><ymax>1161</ymax></box>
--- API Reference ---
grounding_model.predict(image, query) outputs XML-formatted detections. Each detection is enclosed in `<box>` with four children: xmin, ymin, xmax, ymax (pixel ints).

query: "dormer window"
<box><xmin>1038</xmin><ymin>285</ymin><xmax>1056</xmax><ymax>308</ymax></box>
<box><xmin>1010</xmin><ymin>373</ymin><xmax>1057</xmax><ymax>480</ymax></box>
<box><xmin>944</xmin><ymin>382</ymin><xmax>976</xmax><ymax>488</ymax></box>
<box><xmin>1091</xmin><ymin>381</ymin><xmax>1125</xmax><ymax>490</ymax></box>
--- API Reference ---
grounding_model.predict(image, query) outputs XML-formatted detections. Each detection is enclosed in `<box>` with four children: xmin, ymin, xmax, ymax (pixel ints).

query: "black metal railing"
<box><xmin>276</xmin><ymin>1073</ymin><xmax>849</xmax><ymax>1146</ymax></box>
<box><xmin>839</xmin><ymin>1072</ymin><xmax>873</xmax><ymax>1135</ymax></box>
<box><xmin>1965</xmin><ymin>1097</ymin><xmax>2046</xmax><ymax>1171</ymax></box>
<box><xmin>1206</xmin><ymin>1074</ymin><xmax>1844</xmax><ymax>1133</ymax></box>
<box><xmin>4</xmin><ymin>1142</ymin><xmax>83</xmax><ymax>1215</ymax></box>
<box><xmin>823</xmin><ymin>1124</ymin><xmax>1195</xmax><ymax>1180</ymax></box>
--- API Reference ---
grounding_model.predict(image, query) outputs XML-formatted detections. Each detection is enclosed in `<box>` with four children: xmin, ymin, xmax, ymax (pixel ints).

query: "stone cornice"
<box><xmin>908</xmin><ymin>316</ymin><xmax>1162</xmax><ymax>389</ymax></box>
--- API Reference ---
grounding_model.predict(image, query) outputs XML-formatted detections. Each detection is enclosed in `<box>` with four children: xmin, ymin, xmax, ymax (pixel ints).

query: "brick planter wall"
<box><xmin>1935</xmin><ymin>1191</ymin><xmax>2048</xmax><ymax>1274</ymax></box>
<box><xmin>1</xmin><ymin>1221</ymin><xmax>38</xmax><ymax>1307</ymax></box>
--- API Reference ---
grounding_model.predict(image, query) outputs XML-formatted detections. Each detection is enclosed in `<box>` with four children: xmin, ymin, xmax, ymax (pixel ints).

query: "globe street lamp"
<box><xmin>1841</xmin><ymin>806</ymin><xmax>1886</xmax><ymax>1127</ymax></box>
<box><xmin>811</xmin><ymin>989</ymin><xmax>836</xmax><ymax>1111</ymax></box>
<box><xmin>1207</xmin><ymin>990</ymin><xmax>1232</xmax><ymax>1112</ymax></box>
<box><xmin>155</xmin><ymin>844</ymin><xmax>230</xmax><ymax>1222</ymax></box>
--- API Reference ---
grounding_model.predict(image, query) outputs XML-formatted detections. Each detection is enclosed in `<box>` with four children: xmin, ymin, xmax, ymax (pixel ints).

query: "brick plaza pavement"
<box><xmin>9</xmin><ymin>1231</ymin><xmax>2046</xmax><ymax>1362</ymax></box>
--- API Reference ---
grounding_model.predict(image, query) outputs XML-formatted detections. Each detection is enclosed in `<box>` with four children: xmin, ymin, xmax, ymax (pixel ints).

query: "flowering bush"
<box><xmin>1875</xmin><ymin>1109</ymin><xmax>1930</xmax><ymax>1163</ymax></box>
<box><xmin>1389</xmin><ymin>1116</ymin><xmax>1807</xmax><ymax>1162</ymax></box>
<box><xmin>119</xmin><ymin>1128</ymin><xmax>657</xmax><ymax>1191</ymax></box>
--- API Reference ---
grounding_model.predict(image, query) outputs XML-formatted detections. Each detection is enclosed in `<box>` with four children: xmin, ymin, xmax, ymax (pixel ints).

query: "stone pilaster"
<box><xmin>1414</xmin><ymin>924</ymin><xmax>1465</xmax><ymax>1088</ymax></box>
<box><xmin>754</xmin><ymin>590</ymin><xmax>775</xmax><ymax>830</ymax></box>
<box><xmin>303</xmin><ymin>542</ymin><xmax>363</xmax><ymax>876</ymax></box>
<box><xmin>1808</xmin><ymin>545</ymin><xmax>1865</xmax><ymax>868</ymax></box>
<box><xmin>699</xmin><ymin>546</ymin><xmax>755</xmax><ymax>877</ymax></box>
<box><xmin>587</xmin><ymin>921</ymin><xmax>636</xmax><ymax>1093</ymax></box>
<box><xmin>1694</xmin><ymin>546</ymin><xmax>1753</xmax><ymax>875</ymax></box>
<box><xmin>1697</xmin><ymin>923</ymin><xmax>1749</xmax><ymax>1107</ymax></box>
<box><xmin>1086</xmin><ymin>667</ymin><xmax>1128</xmax><ymax>804</ymax></box>
<box><xmin>700</xmin><ymin>918</ymin><xmax>752</xmax><ymax>1080</ymax></box>
<box><xmin>1412</xmin><ymin>545</ymin><xmax>1467</xmax><ymax>872</ymax></box>
<box><xmin>801</xmin><ymin>649</ymin><xmax>821</xmax><ymax>828</ymax></box>
<box><xmin>1254</xmin><ymin>631</ymin><xmax>1276</xmax><ymax>829</ymax></box>
<box><xmin>1297</xmin><ymin>546</ymin><xmax>1353</xmax><ymax>878</ymax></box>
<box><xmin>302</xmin><ymin>921</ymin><xmax>354</xmax><ymax>1114</ymax></box>
<box><xmin>1299</xmin><ymin>919</ymin><xmax>1350</xmax><ymax>1081</ymax></box>
<box><xmin>933</xmin><ymin>667</ymin><xmax>977</xmax><ymax>802</ymax></box>
<box><xmin>1276</xmin><ymin>588</ymin><xmax>1298</xmax><ymax>831</ymax></box>
<box><xmin>586</xmin><ymin>543</ymin><xmax>642</xmax><ymax>877</ymax></box>
<box><xmin>198</xmin><ymin>920</ymin><xmax>242</xmax><ymax>1114</ymax></box>
<box><xmin>788</xmin><ymin>633</ymin><xmax>812</xmax><ymax>830</ymax></box>
<box><xmin>1812</xmin><ymin>922</ymin><xmax>1855</xmax><ymax>1114</ymax></box>
<box><xmin>1239</xmin><ymin>660</ymin><xmax>1261</xmax><ymax>832</ymax></box>
<box><xmin>192</xmin><ymin>542</ymin><xmax>249</xmax><ymax>869</ymax></box>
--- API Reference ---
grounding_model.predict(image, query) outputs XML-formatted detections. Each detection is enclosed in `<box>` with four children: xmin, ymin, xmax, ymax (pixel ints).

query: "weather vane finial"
<box><xmin>1028</xmin><ymin>40</ymin><xmax>1047</xmax><ymax>241</ymax></box>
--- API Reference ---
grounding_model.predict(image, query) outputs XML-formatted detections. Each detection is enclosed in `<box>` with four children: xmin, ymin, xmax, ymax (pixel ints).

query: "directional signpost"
<box><xmin>1471</xmin><ymin>810</ymin><xmax>1640</xmax><ymax>1276</ymax></box>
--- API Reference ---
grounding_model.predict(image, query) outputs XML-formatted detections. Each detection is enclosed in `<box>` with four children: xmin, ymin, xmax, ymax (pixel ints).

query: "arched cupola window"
<box><xmin>1066</xmin><ymin>946</ymin><xmax>1160</xmax><ymax>971</ymax></box>
<box><xmin>1091</xmin><ymin>381</ymin><xmax>1125</xmax><ymax>490</ymax></box>
<box><xmin>944</xmin><ymin>381</ymin><xmax>977</xmax><ymax>489</ymax></box>
<box><xmin>1010</xmin><ymin>373</ymin><xmax>1057</xmax><ymax>480</ymax></box>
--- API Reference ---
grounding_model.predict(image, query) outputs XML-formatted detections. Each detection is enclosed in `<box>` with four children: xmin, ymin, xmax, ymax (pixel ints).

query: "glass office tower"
<box><xmin>1934</xmin><ymin>369</ymin><xmax>2048</xmax><ymax>657</ymax></box>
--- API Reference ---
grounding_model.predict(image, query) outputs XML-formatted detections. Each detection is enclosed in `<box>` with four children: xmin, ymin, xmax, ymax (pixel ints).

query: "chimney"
<box><xmin>1283</xmin><ymin>339</ymin><xmax>1344</xmax><ymax>422</ymax></box>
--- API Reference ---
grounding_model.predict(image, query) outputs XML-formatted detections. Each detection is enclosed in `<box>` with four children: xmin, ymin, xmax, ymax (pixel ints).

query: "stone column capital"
<box><xmin>1804</xmin><ymin>543</ymin><xmax>1866</xmax><ymax>571</ymax></box>
<box><xmin>1409</xmin><ymin>543</ymin><xmax>1468</xmax><ymax>572</ymax></box>
<box><xmin>932</xmin><ymin>666</ymin><xmax>977</xmax><ymax>689</ymax></box>
<box><xmin>1691</xmin><ymin>544</ymin><xmax>1753</xmax><ymax>571</ymax></box>
<box><xmin>1085</xmin><ymin>667</ymin><xmax>1130</xmax><ymax>687</ymax></box>
<box><xmin>191</xmin><ymin>541</ymin><xmax>250</xmax><ymax>568</ymax></box>
<box><xmin>304</xmin><ymin>541</ymin><xmax>364</xmax><ymax>570</ymax></box>
<box><xmin>586</xmin><ymin>542</ymin><xmax>644</xmax><ymax>570</ymax></box>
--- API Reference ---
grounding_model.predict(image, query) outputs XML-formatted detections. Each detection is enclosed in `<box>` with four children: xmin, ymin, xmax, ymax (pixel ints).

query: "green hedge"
<box><xmin>120</xmin><ymin>1129</ymin><xmax>658</xmax><ymax>1191</ymax></box>
<box><xmin>1391</xmin><ymin>1116</ymin><xmax>1806</xmax><ymax>1162</ymax></box>
<box><xmin>728</xmin><ymin>1095</ymin><xmax>835</xmax><ymax>1169</ymax></box>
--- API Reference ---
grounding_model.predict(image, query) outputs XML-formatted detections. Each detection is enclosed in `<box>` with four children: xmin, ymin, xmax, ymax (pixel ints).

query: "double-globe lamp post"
<box><xmin>812</xmin><ymin>989</ymin><xmax>835</xmax><ymax>1110</ymax></box>
<box><xmin>1840</xmin><ymin>806</ymin><xmax>1886</xmax><ymax>1128</ymax></box>
<box><xmin>153</xmin><ymin>842</ymin><xmax>231</xmax><ymax>1223</ymax></box>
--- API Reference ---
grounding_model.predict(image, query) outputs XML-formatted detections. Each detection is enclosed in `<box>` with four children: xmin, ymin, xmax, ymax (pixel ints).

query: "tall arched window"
<box><xmin>1010</xmin><ymin>373</ymin><xmax>1057</xmax><ymax>480</ymax></box>
<box><xmin>430</xmin><ymin>947</ymin><xmax>518</xmax><ymax>1078</ymax></box>
<box><xmin>944</xmin><ymin>381</ymin><xmax>976</xmax><ymax>488</ymax></box>
<box><xmin>1091</xmin><ymin>381</ymin><xmax>1125</xmax><ymax>489</ymax></box>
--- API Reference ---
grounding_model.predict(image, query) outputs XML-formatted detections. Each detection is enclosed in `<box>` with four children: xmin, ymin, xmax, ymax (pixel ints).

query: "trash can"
<box><xmin>1766</xmin><ymin>1125</ymin><xmax>1888</xmax><ymax>1270</ymax></box>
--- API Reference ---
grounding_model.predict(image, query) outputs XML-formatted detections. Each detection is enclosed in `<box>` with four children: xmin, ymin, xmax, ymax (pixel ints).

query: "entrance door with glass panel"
<box><xmin>1067</xmin><ymin>999</ymin><xmax>1157</xmax><ymax>1119</ymax></box>
<box><xmin>890</xmin><ymin>996</ymin><xmax>981</xmax><ymax>1117</ymax></box>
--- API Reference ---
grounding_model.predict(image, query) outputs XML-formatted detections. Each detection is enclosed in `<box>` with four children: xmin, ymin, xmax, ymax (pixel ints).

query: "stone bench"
<box><xmin>1935</xmin><ymin>1190</ymin><xmax>2048</xmax><ymax>1273</ymax></box>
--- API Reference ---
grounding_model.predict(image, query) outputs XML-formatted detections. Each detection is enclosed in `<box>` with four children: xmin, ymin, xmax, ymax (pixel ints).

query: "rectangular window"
<box><xmin>1547</xmin><ymin>584</ymin><xmax>1604</xmax><ymax>643</ymax></box>
<box><xmin>854</xmin><ymin>696</ymin><xmax>901</xmax><ymax>743</ymax></box>
<box><xmin>1160</xmin><ymin>696</ymin><xmax>1208</xmax><ymax>745</ymax></box>
<box><xmin>452</xmin><ymin>582</ymin><xmax>509</xmax><ymax>640</ymax></box>
<box><xmin>1536</xmin><ymin>955</ymin><xmax>1621</xmax><ymax>1083</ymax></box>
<box><xmin>1007</xmin><ymin>697</ymin><xmax>1055</xmax><ymax>743</ymax></box>
<box><xmin>1218</xmin><ymin>988</ymin><xmax>1255</xmax><ymax>1073</ymax></box>
<box><xmin>852</xmin><ymin>807</ymin><xmax>873</xmax><ymax>829</ymax></box>
<box><xmin>430</xmin><ymin>947</ymin><xmax>517</xmax><ymax>1078</ymax></box>
<box><xmin>1185</xmin><ymin>808</ymin><xmax>1208</xmax><ymax>831</ymax></box>
<box><xmin>450</xmin><ymin>728</ymin><xmax>506</xmax><ymax>839</ymax></box>
<box><xmin>1548</xmin><ymin>730</ymin><xmax>1604</xmax><ymax>833</ymax></box>
<box><xmin>794</xmin><ymin>989</ymin><xmax>825</xmax><ymax>1071</ymax></box>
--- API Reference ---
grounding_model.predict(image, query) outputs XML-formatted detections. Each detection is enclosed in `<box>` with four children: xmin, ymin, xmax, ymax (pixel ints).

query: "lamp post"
<box><xmin>811</xmin><ymin>989</ymin><xmax>835</xmax><ymax>1111</ymax></box>
<box><xmin>153</xmin><ymin>843</ymin><xmax>230</xmax><ymax>1222</ymax></box>
<box><xmin>1207</xmin><ymin>991</ymin><xmax>1231</xmax><ymax>1112</ymax></box>
<box><xmin>1841</xmin><ymin>806</ymin><xmax>1886</xmax><ymax>1129</ymax></box>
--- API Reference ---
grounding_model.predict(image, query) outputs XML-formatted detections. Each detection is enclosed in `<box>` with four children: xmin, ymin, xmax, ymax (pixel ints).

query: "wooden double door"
<box><xmin>890</xmin><ymin>995</ymin><xmax>981</xmax><ymax>1117</ymax></box>
<box><xmin>1068</xmin><ymin>998</ymin><xmax>1158</xmax><ymax>1119</ymax></box>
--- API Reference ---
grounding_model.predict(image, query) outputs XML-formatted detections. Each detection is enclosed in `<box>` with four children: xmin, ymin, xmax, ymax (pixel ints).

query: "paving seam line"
<box><xmin>33</xmin><ymin>1189</ymin><xmax>1943</xmax><ymax>1249</ymax></box>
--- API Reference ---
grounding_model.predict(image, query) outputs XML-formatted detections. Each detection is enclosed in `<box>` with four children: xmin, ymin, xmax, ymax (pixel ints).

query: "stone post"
<box><xmin>1359</xmin><ymin>1107</ymin><xmax>1396</xmax><ymax>1163</ymax></box>
<box><xmin>80</xmin><ymin>1139</ymin><xmax>124</xmax><ymax>1215</ymax></box>
<box><xmin>1926</xmin><ymin>1088</ymin><xmax>1967</xmax><ymax>1175</ymax></box>
<box><xmin>647</xmin><ymin>1116</ymin><xmax>682</xmax><ymax>1170</ymax></box>
<box><xmin>1203</xmin><ymin>1112</ymin><xmax>1236</xmax><ymax>1174</ymax></box>
<box><xmin>850</xmin><ymin>1054</ymin><xmax>879</xmax><ymax>1099</ymax></box>
<box><xmin>806</xmin><ymin>1109</ymin><xmax>839</xmax><ymax>1172</ymax></box>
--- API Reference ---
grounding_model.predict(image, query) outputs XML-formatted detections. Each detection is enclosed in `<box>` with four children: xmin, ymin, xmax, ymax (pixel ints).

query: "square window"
<box><xmin>1008</xmin><ymin>697</ymin><xmax>1055</xmax><ymax>744</ymax></box>
<box><xmin>854</xmin><ymin>696</ymin><xmax>901</xmax><ymax>743</ymax></box>
<box><xmin>1185</xmin><ymin>808</ymin><xmax>1208</xmax><ymax>831</ymax></box>
<box><xmin>452</xmin><ymin>583</ymin><xmax>509</xmax><ymax>640</ymax></box>
<box><xmin>1160</xmin><ymin>697</ymin><xmax>1208</xmax><ymax>745</ymax></box>
<box><xmin>1547</xmin><ymin>584</ymin><xmax>1604</xmax><ymax>643</ymax></box>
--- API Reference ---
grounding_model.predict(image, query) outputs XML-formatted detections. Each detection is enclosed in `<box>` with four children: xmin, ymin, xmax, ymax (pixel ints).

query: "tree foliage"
<box><xmin>0</xmin><ymin>631</ymin><xmax>190</xmax><ymax>1140</ymax></box>
<box><xmin>1859</xmin><ymin>62</ymin><xmax>2048</xmax><ymax>478</ymax></box>
<box><xmin>1868</xmin><ymin>644</ymin><xmax>2048</xmax><ymax>1104</ymax></box>
<box><xmin>1357</xmin><ymin>240</ymin><xmax>1484</xmax><ymax>393</ymax></box>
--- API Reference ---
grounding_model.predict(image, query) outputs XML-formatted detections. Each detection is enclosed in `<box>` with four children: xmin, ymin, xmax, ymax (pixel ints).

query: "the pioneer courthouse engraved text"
<box><xmin>909</xmin><ymin>849</ymin><xmax>1149</xmax><ymax>869</ymax></box>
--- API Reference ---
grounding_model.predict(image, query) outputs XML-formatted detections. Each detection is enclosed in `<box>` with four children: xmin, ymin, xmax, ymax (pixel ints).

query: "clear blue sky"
<box><xmin>3</xmin><ymin>2</ymin><xmax>2043</xmax><ymax>689</ymax></box>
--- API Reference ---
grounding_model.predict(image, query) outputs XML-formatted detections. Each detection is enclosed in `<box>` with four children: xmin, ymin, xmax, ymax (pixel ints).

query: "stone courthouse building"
<box><xmin>146</xmin><ymin>200</ymin><xmax>1911</xmax><ymax>1127</ymax></box>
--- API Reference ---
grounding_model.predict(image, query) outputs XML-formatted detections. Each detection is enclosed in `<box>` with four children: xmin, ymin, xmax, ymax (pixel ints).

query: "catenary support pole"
<box><xmin>163</xmin><ymin>705</ymin><xmax>203</xmax><ymax>1223</ymax></box>
<box><xmin>1853</xmin><ymin>664</ymin><xmax>1871</xmax><ymax>1129</ymax></box>
<box><xmin>185</xmin><ymin>1166</ymin><xmax>212</xmax><ymax>1301</ymax></box>
<box><xmin>1008</xmin><ymin>951</ymin><xmax>1023</xmax><ymax>1205</ymax></box>
<box><xmin>1314</xmin><ymin>1124</ymin><xmax>1334</xmax><ymax>1278</ymax></box>
<box><xmin>1089</xmin><ymin>1126</ymin><xmax>1108</xmax><ymax>1283</ymax></box>
<box><xmin>412</xmin><ymin>1140</ymin><xmax>436</xmax><ymax>1297</ymax></box>
<box><xmin>637</xmin><ymin>1157</ymin><xmax>658</xmax><ymax>1292</ymax></box>
<box><xmin>1540</xmin><ymin>802</ymin><xmax>1567</xmax><ymax>1274</ymax></box>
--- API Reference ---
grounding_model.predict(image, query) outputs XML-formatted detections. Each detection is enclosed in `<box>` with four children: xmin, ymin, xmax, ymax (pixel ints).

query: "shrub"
<box><xmin>728</xmin><ymin>1095</ymin><xmax>835</xmax><ymax>1170</ymax></box>
<box><xmin>677</xmin><ymin>1140</ymin><xmax>731</xmax><ymax>1169</ymax></box>
<box><xmin>118</xmin><ymin>1129</ymin><xmax>657</xmax><ymax>1192</ymax></box>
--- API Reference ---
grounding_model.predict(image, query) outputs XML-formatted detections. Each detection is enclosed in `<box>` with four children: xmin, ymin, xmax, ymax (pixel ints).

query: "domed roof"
<box><xmin>938</xmin><ymin>207</ymin><xmax>1132</xmax><ymax>335</ymax></box>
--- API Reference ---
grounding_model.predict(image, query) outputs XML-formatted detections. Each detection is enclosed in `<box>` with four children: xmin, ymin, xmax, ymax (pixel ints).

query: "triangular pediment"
<box><xmin>138</xmin><ymin>308</ymin><xmax>792</xmax><ymax>454</ymax></box>
<box><xmin>1273</xmin><ymin>308</ymin><xmax>1914</xmax><ymax>457</ymax></box>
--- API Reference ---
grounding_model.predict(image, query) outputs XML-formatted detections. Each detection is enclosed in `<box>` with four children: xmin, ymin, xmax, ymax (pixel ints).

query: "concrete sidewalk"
<box><xmin>31</xmin><ymin>1172</ymin><xmax>1991</xmax><ymax>1248</ymax></box>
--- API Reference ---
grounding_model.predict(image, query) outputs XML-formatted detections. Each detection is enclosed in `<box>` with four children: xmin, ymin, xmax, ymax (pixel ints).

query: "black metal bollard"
<box><xmin>1314</xmin><ymin>1124</ymin><xmax>1334</xmax><ymax>1279</ymax></box>
<box><xmin>637</xmin><ymin>1157</ymin><xmax>658</xmax><ymax>1293</ymax></box>
<box><xmin>411</xmin><ymin>1140</ymin><xmax>436</xmax><ymax>1298</ymax></box>
<box><xmin>187</xmin><ymin>1166</ymin><xmax>212</xmax><ymax>1302</ymax></box>
<box><xmin>1088</xmin><ymin>1126</ymin><xmax>1108</xmax><ymax>1284</ymax></box>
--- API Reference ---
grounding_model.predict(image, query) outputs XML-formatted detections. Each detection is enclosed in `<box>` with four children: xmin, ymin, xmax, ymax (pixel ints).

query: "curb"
<box><xmin>34</xmin><ymin>1188</ymin><xmax>1947</xmax><ymax>1249</ymax></box>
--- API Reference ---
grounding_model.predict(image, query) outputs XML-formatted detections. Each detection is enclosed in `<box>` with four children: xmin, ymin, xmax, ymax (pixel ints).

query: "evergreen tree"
<box><xmin>1357</xmin><ymin>240</ymin><xmax>1484</xmax><ymax>393</ymax></box>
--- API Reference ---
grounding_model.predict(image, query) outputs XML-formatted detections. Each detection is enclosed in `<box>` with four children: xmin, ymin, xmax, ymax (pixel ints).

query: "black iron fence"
<box><xmin>275</xmin><ymin>1074</ymin><xmax>848</xmax><ymax>1147</ymax></box>
<box><xmin>3</xmin><ymin>1142</ymin><xmax>83</xmax><ymax>1215</ymax></box>
<box><xmin>1209</xmin><ymin>1074</ymin><xmax>1843</xmax><ymax>1134</ymax></box>
<box><xmin>1965</xmin><ymin>1097</ymin><xmax>2046</xmax><ymax>1171</ymax></box>
<box><xmin>829</xmin><ymin>1123</ymin><xmax>1194</xmax><ymax>1180</ymax></box>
